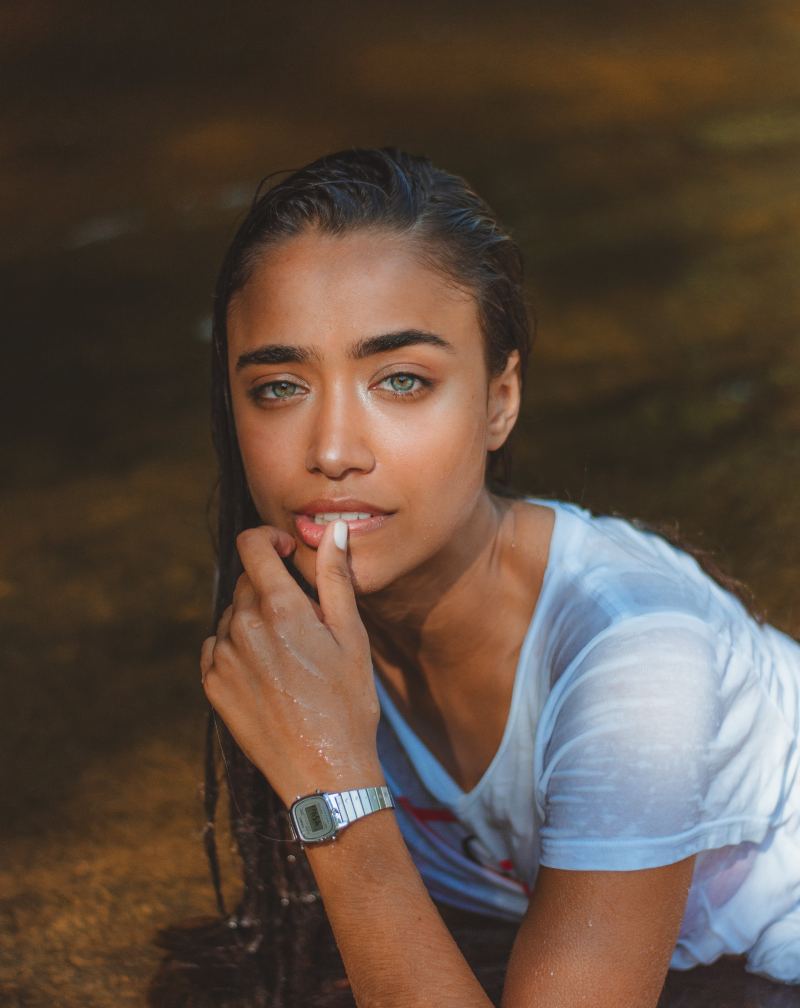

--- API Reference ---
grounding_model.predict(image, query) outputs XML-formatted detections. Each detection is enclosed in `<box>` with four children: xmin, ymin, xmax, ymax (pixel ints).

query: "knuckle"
<box><xmin>229</xmin><ymin>608</ymin><xmax>247</xmax><ymax>636</ymax></box>
<box><xmin>236</xmin><ymin>528</ymin><xmax>258</xmax><ymax>554</ymax></box>
<box><xmin>211</xmin><ymin>636</ymin><xmax>234</xmax><ymax>665</ymax></box>
<box><xmin>202</xmin><ymin>672</ymin><xmax>221</xmax><ymax>701</ymax></box>
<box><xmin>259</xmin><ymin>590</ymin><xmax>292</xmax><ymax>621</ymax></box>
<box><xmin>230</xmin><ymin>607</ymin><xmax>263</xmax><ymax>639</ymax></box>
<box><xmin>326</xmin><ymin>564</ymin><xmax>351</xmax><ymax>586</ymax></box>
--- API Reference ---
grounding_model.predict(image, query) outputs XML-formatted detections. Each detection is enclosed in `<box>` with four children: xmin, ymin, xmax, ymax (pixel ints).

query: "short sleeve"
<box><xmin>534</xmin><ymin>613</ymin><xmax>777</xmax><ymax>871</ymax></box>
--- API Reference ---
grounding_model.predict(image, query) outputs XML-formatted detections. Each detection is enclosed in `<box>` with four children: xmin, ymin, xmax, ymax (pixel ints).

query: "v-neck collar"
<box><xmin>374</xmin><ymin>497</ymin><xmax>567</xmax><ymax>810</ymax></box>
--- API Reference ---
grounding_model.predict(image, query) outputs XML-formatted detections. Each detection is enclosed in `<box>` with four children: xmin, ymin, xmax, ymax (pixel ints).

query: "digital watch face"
<box><xmin>291</xmin><ymin>795</ymin><xmax>337</xmax><ymax>841</ymax></box>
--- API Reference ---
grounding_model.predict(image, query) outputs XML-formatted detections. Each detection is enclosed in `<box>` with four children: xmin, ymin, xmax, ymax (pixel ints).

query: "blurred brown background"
<box><xmin>2</xmin><ymin>2</ymin><xmax>799</xmax><ymax>1005</ymax></box>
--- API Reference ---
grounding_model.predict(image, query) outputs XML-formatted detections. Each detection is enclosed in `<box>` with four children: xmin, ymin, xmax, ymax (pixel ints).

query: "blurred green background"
<box><xmin>1</xmin><ymin>2</ymin><xmax>799</xmax><ymax>1004</ymax></box>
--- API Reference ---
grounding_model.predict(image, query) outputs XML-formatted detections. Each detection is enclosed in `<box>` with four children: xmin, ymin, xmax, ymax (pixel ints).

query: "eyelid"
<box><xmin>372</xmin><ymin>360</ymin><xmax>433</xmax><ymax>379</ymax></box>
<box><xmin>247</xmin><ymin>371</ymin><xmax>307</xmax><ymax>388</ymax></box>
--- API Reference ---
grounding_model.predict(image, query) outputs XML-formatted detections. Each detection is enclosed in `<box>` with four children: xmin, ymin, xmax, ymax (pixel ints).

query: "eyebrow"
<box><xmin>235</xmin><ymin>329</ymin><xmax>456</xmax><ymax>371</ymax></box>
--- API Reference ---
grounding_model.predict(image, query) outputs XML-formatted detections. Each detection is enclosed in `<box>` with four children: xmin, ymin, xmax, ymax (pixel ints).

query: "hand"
<box><xmin>200</xmin><ymin>520</ymin><xmax>384</xmax><ymax>807</ymax></box>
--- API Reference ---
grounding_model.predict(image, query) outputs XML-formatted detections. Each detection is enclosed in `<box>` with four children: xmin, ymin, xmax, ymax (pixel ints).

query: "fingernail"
<box><xmin>333</xmin><ymin>520</ymin><xmax>348</xmax><ymax>551</ymax></box>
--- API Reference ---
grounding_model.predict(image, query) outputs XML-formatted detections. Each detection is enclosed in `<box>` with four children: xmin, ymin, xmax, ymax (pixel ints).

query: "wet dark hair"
<box><xmin>147</xmin><ymin>146</ymin><xmax>533</xmax><ymax>1007</ymax></box>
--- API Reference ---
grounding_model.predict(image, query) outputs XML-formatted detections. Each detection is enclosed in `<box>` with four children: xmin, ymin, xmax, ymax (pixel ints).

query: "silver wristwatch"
<box><xmin>289</xmin><ymin>785</ymin><xmax>395</xmax><ymax>844</ymax></box>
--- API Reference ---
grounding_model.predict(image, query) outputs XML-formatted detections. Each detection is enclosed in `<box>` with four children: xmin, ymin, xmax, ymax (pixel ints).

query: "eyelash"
<box><xmin>247</xmin><ymin>372</ymin><xmax>434</xmax><ymax>405</ymax></box>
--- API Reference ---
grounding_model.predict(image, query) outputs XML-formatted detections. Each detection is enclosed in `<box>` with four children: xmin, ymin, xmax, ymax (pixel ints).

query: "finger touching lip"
<box><xmin>292</xmin><ymin>512</ymin><xmax>393</xmax><ymax>548</ymax></box>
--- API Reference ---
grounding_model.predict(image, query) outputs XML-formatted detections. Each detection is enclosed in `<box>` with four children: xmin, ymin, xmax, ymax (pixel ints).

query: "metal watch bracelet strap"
<box><xmin>328</xmin><ymin>785</ymin><xmax>394</xmax><ymax>827</ymax></box>
<box><xmin>289</xmin><ymin>785</ymin><xmax>395</xmax><ymax>843</ymax></box>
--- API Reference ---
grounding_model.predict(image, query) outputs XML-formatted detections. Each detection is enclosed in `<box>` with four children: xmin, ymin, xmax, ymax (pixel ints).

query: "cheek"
<box><xmin>390</xmin><ymin>392</ymin><xmax>487</xmax><ymax>486</ymax></box>
<box><xmin>233</xmin><ymin>384</ymin><xmax>488</xmax><ymax>538</ymax></box>
<box><xmin>234</xmin><ymin>413</ymin><xmax>300</xmax><ymax>515</ymax></box>
<box><xmin>374</xmin><ymin>394</ymin><xmax>489</xmax><ymax>561</ymax></box>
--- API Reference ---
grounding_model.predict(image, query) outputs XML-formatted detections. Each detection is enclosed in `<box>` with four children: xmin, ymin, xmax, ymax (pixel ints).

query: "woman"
<box><xmin>150</xmin><ymin>148</ymin><xmax>800</xmax><ymax>1007</ymax></box>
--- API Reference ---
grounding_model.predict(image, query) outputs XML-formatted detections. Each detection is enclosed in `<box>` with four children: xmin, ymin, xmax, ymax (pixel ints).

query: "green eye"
<box><xmin>256</xmin><ymin>380</ymin><xmax>302</xmax><ymax>400</ymax></box>
<box><xmin>388</xmin><ymin>374</ymin><xmax>417</xmax><ymax>393</ymax></box>
<box><xmin>381</xmin><ymin>373</ymin><xmax>431</xmax><ymax>397</ymax></box>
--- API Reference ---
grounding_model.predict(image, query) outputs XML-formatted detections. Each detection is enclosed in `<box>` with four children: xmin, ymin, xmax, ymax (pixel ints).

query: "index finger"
<box><xmin>235</xmin><ymin>525</ymin><xmax>299</xmax><ymax>600</ymax></box>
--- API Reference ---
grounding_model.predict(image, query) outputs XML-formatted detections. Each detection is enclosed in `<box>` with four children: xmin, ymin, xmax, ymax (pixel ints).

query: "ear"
<box><xmin>486</xmin><ymin>350</ymin><xmax>522</xmax><ymax>452</ymax></box>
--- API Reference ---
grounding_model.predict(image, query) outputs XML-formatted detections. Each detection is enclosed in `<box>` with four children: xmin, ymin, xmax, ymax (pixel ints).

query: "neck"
<box><xmin>357</xmin><ymin>491</ymin><xmax>525</xmax><ymax>695</ymax></box>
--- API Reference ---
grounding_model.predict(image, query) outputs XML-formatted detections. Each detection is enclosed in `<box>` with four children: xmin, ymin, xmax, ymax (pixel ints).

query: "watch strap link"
<box><xmin>326</xmin><ymin>785</ymin><xmax>394</xmax><ymax>828</ymax></box>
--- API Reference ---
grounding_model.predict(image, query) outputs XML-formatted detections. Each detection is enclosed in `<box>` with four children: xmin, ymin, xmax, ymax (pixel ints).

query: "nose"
<box><xmin>305</xmin><ymin>382</ymin><xmax>376</xmax><ymax>479</ymax></box>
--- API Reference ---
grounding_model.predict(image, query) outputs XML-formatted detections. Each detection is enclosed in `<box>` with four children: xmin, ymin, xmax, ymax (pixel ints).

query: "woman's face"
<box><xmin>227</xmin><ymin>228</ymin><xmax>519</xmax><ymax>595</ymax></box>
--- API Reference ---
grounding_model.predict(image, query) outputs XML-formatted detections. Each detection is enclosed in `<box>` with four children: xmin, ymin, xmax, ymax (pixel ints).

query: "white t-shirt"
<box><xmin>374</xmin><ymin>499</ymin><xmax>800</xmax><ymax>983</ymax></box>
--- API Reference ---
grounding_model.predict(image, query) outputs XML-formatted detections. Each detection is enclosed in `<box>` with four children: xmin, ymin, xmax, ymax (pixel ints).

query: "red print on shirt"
<box><xmin>396</xmin><ymin>796</ymin><xmax>530</xmax><ymax>896</ymax></box>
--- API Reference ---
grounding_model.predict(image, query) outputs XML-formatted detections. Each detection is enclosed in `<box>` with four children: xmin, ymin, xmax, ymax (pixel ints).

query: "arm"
<box><xmin>305</xmin><ymin>803</ymin><xmax>494</xmax><ymax>1008</ymax></box>
<box><xmin>201</xmin><ymin>521</ymin><xmax>492</xmax><ymax>1006</ymax></box>
<box><xmin>502</xmin><ymin>860</ymin><xmax>695</xmax><ymax>1008</ymax></box>
<box><xmin>201</xmin><ymin>524</ymin><xmax>693</xmax><ymax>1006</ymax></box>
<box><xmin>302</xmin><ymin>815</ymin><xmax>693</xmax><ymax>1008</ymax></box>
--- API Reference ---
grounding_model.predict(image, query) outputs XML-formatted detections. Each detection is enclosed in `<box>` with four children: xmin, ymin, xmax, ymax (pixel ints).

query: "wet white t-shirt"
<box><xmin>374</xmin><ymin>499</ymin><xmax>800</xmax><ymax>983</ymax></box>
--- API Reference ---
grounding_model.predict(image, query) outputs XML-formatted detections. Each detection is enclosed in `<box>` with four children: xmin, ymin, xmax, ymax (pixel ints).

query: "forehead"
<box><xmin>227</xmin><ymin>228</ymin><xmax>482</xmax><ymax>354</ymax></box>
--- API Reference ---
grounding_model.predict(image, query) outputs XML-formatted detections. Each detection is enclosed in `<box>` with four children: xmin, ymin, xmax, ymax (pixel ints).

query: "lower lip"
<box><xmin>292</xmin><ymin>512</ymin><xmax>393</xmax><ymax>549</ymax></box>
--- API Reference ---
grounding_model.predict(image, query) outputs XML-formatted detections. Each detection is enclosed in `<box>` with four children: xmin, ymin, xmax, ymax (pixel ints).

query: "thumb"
<box><xmin>316</xmin><ymin>519</ymin><xmax>361</xmax><ymax>644</ymax></box>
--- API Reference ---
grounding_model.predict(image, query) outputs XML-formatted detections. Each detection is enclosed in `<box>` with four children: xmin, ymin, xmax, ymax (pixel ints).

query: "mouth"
<box><xmin>291</xmin><ymin>501</ymin><xmax>395</xmax><ymax>549</ymax></box>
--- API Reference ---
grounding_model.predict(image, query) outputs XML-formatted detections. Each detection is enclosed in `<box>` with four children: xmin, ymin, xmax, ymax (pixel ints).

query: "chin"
<box><xmin>348</xmin><ymin>565</ymin><xmax>394</xmax><ymax>596</ymax></box>
<box><xmin>291</xmin><ymin>547</ymin><xmax>395</xmax><ymax>598</ymax></box>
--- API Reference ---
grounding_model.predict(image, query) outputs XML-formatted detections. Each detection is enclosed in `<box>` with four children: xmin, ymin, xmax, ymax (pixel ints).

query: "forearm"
<box><xmin>210</xmin><ymin>526</ymin><xmax>490</xmax><ymax>1004</ymax></box>
<box><xmin>304</xmin><ymin>807</ymin><xmax>494</xmax><ymax>1008</ymax></box>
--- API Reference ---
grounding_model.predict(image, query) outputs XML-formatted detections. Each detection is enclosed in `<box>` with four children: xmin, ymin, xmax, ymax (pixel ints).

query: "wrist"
<box><xmin>289</xmin><ymin>783</ymin><xmax>395</xmax><ymax>845</ymax></box>
<box><xmin>278</xmin><ymin>758</ymin><xmax>387</xmax><ymax>810</ymax></box>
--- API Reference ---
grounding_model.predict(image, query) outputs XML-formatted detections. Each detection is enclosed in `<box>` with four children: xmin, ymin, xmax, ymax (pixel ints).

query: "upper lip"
<box><xmin>294</xmin><ymin>498</ymin><xmax>393</xmax><ymax>515</ymax></box>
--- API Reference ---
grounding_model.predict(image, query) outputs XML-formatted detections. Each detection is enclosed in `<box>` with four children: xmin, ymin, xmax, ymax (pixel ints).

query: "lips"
<box><xmin>294</xmin><ymin>498</ymin><xmax>391</xmax><ymax>516</ymax></box>
<box><xmin>292</xmin><ymin>498</ymin><xmax>395</xmax><ymax>549</ymax></box>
